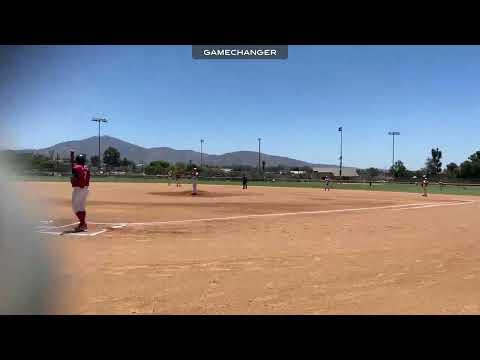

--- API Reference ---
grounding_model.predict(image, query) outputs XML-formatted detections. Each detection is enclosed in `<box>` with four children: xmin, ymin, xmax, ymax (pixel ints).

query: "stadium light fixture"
<box><xmin>338</xmin><ymin>127</ymin><xmax>343</xmax><ymax>178</ymax></box>
<box><xmin>258</xmin><ymin>137</ymin><xmax>262</xmax><ymax>174</ymax></box>
<box><xmin>91</xmin><ymin>117</ymin><xmax>108</xmax><ymax>170</ymax></box>
<box><xmin>200</xmin><ymin>139</ymin><xmax>204</xmax><ymax>168</ymax></box>
<box><xmin>388</xmin><ymin>131</ymin><xmax>400</xmax><ymax>169</ymax></box>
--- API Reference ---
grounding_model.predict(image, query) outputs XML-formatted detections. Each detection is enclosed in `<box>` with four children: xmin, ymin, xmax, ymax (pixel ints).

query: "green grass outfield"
<box><xmin>13</xmin><ymin>175</ymin><xmax>480</xmax><ymax>196</ymax></box>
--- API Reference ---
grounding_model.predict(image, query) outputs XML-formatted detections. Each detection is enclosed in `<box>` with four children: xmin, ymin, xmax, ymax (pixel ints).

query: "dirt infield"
<box><xmin>17</xmin><ymin>181</ymin><xmax>480</xmax><ymax>314</ymax></box>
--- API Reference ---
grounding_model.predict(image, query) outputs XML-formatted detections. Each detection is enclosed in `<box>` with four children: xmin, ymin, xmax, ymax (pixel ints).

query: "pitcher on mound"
<box><xmin>192</xmin><ymin>167</ymin><xmax>199</xmax><ymax>195</ymax></box>
<box><xmin>421</xmin><ymin>175</ymin><xmax>429</xmax><ymax>197</ymax></box>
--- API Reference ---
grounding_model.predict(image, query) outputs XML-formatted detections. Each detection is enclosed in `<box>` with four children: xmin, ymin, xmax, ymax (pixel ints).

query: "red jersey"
<box><xmin>71</xmin><ymin>164</ymin><xmax>91</xmax><ymax>188</ymax></box>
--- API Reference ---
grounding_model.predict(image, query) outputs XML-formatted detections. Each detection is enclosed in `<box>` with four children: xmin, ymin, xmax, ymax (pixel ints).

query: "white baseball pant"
<box><xmin>72</xmin><ymin>187</ymin><xmax>89</xmax><ymax>213</ymax></box>
<box><xmin>192</xmin><ymin>179</ymin><xmax>197</xmax><ymax>194</ymax></box>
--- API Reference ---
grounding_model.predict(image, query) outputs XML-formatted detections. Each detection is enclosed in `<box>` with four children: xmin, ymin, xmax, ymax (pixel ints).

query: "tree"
<box><xmin>31</xmin><ymin>154</ymin><xmax>56</xmax><ymax>171</ymax></box>
<box><xmin>233</xmin><ymin>164</ymin><xmax>254</xmax><ymax>172</ymax></box>
<box><xmin>446</xmin><ymin>162</ymin><xmax>459</xmax><ymax>178</ymax></box>
<box><xmin>144</xmin><ymin>160</ymin><xmax>170</xmax><ymax>175</ymax></box>
<box><xmin>459</xmin><ymin>151</ymin><xmax>480</xmax><ymax>179</ymax></box>
<box><xmin>152</xmin><ymin>160</ymin><xmax>170</xmax><ymax>169</ymax></box>
<box><xmin>103</xmin><ymin>147</ymin><xmax>121</xmax><ymax>167</ymax></box>
<box><xmin>365</xmin><ymin>167</ymin><xmax>381</xmax><ymax>180</ymax></box>
<box><xmin>390</xmin><ymin>160</ymin><xmax>407</xmax><ymax>178</ymax></box>
<box><xmin>120</xmin><ymin>157</ymin><xmax>132</xmax><ymax>167</ymax></box>
<box><xmin>55</xmin><ymin>152</ymin><xmax>61</xmax><ymax>170</ymax></box>
<box><xmin>262</xmin><ymin>160</ymin><xmax>266</xmax><ymax>173</ymax></box>
<box><xmin>175</xmin><ymin>162</ymin><xmax>186</xmax><ymax>172</ymax></box>
<box><xmin>425</xmin><ymin>147</ymin><xmax>442</xmax><ymax>176</ymax></box>
<box><xmin>90</xmin><ymin>155</ymin><xmax>100</xmax><ymax>167</ymax></box>
<box><xmin>414</xmin><ymin>168</ymin><xmax>427</xmax><ymax>179</ymax></box>
<box><xmin>467</xmin><ymin>151</ymin><xmax>480</xmax><ymax>165</ymax></box>
<box><xmin>186</xmin><ymin>162</ymin><xmax>198</xmax><ymax>171</ymax></box>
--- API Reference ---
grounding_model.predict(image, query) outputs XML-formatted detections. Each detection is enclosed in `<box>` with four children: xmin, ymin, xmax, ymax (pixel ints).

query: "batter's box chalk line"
<box><xmin>35</xmin><ymin>221</ymin><xmax>128</xmax><ymax>237</ymax></box>
<box><xmin>37</xmin><ymin>229</ymin><xmax>108</xmax><ymax>237</ymax></box>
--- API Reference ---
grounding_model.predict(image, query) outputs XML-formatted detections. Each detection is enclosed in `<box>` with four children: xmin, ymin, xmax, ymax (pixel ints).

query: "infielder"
<box><xmin>70</xmin><ymin>153</ymin><xmax>90</xmax><ymax>232</ymax></box>
<box><xmin>421</xmin><ymin>175</ymin><xmax>429</xmax><ymax>197</ymax></box>
<box><xmin>175</xmin><ymin>172</ymin><xmax>182</xmax><ymax>187</ymax></box>
<box><xmin>191</xmin><ymin>167</ymin><xmax>199</xmax><ymax>195</ymax></box>
<box><xmin>242</xmin><ymin>174</ymin><xmax>248</xmax><ymax>189</ymax></box>
<box><xmin>324</xmin><ymin>176</ymin><xmax>330</xmax><ymax>191</ymax></box>
<box><xmin>439</xmin><ymin>180</ymin><xmax>445</xmax><ymax>192</ymax></box>
<box><xmin>167</xmin><ymin>169</ymin><xmax>173</xmax><ymax>186</ymax></box>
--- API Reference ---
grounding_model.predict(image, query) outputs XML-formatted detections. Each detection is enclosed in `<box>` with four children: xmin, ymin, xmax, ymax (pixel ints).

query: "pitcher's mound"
<box><xmin>148</xmin><ymin>190</ymin><xmax>251</xmax><ymax>198</ymax></box>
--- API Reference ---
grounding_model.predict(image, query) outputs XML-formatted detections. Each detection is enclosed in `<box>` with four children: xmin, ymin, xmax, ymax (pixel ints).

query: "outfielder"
<box><xmin>242</xmin><ymin>174</ymin><xmax>248</xmax><ymax>189</ymax></box>
<box><xmin>70</xmin><ymin>153</ymin><xmax>90</xmax><ymax>232</ymax></box>
<box><xmin>175</xmin><ymin>172</ymin><xmax>182</xmax><ymax>187</ymax></box>
<box><xmin>191</xmin><ymin>167</ymin><xmax>199</xmax><ymax>195</ymax></box>
<box><xmin>439</xmin><ymin>180</ymin><xmax>445</xmax><ymax>192</ymax></box>
<box><xmin>324</xmin><ymin>176</ymin><xmax>330</xmax><ymax>191</ymax></box>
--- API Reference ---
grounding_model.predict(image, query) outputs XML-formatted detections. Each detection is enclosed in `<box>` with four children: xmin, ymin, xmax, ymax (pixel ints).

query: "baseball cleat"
<box><xmin>74</xmin><ymin>224</ymin><xmax>88</xmax><ymax>232</ymax></box>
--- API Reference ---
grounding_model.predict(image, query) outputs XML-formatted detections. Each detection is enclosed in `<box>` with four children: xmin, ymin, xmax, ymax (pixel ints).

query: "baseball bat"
<box><xmin>70</xmin><ymin>150</ymin><xmax>75</xmax><ymax>170</ymax></box>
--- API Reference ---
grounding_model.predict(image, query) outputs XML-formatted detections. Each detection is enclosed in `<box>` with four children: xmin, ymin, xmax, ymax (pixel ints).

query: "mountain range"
<box><xmin>15</xmin><ymin>135</ymin><xmax>353</xmax><ymax>169</ymax></box>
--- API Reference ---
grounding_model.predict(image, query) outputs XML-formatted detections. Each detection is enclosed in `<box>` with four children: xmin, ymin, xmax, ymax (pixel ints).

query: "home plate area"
<box><xmin>36</xmin><ymin>220</ymin><xmax>127</xmax><ymax>237</ymax></box>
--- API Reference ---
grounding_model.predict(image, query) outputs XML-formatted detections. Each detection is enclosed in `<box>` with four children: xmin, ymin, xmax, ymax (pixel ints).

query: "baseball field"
<box><xmin>20</xmin><ymin>180</ymin><xmax>480</xmax><ymax>314</ymax></box>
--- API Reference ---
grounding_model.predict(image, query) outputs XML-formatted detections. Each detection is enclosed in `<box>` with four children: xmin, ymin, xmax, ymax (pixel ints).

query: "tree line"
<box><xmin>358</xmin><ymin>147</ymin><xmax>480</xmax><ymax>180</ymax></box>
<box><xmin>4</xmin><ymin>145</ymin><xmax>480</xmax><ymax>180</ymax></box>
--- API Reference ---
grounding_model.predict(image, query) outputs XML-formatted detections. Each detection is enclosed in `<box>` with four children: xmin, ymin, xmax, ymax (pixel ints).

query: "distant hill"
<box><xmin>13</xmin><ymin>135</ymin><xmax>355</xmax><ymax>170</ymax></box>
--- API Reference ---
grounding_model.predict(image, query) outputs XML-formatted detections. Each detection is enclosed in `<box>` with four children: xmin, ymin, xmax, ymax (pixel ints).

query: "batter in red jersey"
<box><xmin>71</xmin><ymin>154</ymin><xmax>91</xmax><ymax>231</ymax></box>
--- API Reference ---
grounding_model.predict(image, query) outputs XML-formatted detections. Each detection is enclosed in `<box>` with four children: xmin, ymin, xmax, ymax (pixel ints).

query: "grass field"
<box><xmin>14</xmin><ymin>175</ymin><xmax>480</xmax><ymax>196</ymax></box>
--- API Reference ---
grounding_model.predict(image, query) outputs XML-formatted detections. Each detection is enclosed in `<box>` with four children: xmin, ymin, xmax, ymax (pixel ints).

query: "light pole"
<box><xmin>91</xmin><ymin>117</ymin><xmax>108</xmax><ymax>170</ymax></box>
<box><xmin>200</xmin><ymin>139</ymin><xmax>204</xmax><ymax>168</ymax></box>
<box><xmin>338</xmin><ymin>127</ymin><xmax>343</xmax><ymax>178</ymax></box>
<box><xmin>388</xmin><ymin>131</ymin><xmax>400</xmax><ymax>169</ymax></box>
<box><xmin>258</xmin><ymin>137</ymin><xmax>262</xmax><ymax>174</ymax></box>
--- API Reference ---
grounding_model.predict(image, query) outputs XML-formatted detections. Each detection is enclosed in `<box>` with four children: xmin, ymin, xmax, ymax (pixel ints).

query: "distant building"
<box><xmin>290</xmin><ymin>170</ymin><xmax>306</xmax><ymax>175</ymax></box>
<box><xmin>221</xmin><ymin>168</ymin><xmax>233</xmax><ymax>173</ymax></box>
<box><xmin>312</xmin><ymin>166</ymin><xmax>359</xmax><ymax>178</ymax></box>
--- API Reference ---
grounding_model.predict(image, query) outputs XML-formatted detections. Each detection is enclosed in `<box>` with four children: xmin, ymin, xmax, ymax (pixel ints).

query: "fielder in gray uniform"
<box><xmin>324</xmin><ymin>176</ymin><xmax>330</xmax><ymax>191</ymax></box>
<box><xmin>421</xmin><ymin>175</ymin><xmax>429</xmax><ymax>197</ymax></box>
<box><xmin>192</xmin><ymin>167</ymin><xmax>199</xmax><ymax>195</ymax></box>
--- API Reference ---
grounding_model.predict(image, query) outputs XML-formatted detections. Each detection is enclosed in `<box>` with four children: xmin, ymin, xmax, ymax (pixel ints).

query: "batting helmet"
<box><xmin>75</xmin><ymin>154</ymin><xmax>86</xmax><ymax>165</ymax></box>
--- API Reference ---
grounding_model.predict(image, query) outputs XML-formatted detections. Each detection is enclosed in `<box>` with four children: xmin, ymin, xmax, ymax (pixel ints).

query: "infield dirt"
<box><xmin>18</xmin><ymin>181</ymin><xmax>480</xmax><ymax>314</ymax></box>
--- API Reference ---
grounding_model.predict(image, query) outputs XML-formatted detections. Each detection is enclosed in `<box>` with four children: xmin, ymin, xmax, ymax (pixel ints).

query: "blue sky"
<box><xmin>1</xmin><ymin>45</ymin><xmax>479</xmax><ymax>169</ymax></box>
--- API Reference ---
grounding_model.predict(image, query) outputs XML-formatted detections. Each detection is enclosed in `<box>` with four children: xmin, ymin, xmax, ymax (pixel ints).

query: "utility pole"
<box><xmin>258</xmin><ymin>137</ymin><xmax>262</xmax><ymax>174</ymax></box>
<box><xmin>338</xmin><ymin>127</ymin><xmax>343</xmax><ymax>178</ymax></box>
<box><xmin>91</xmin><ymin>117</ymin><xmax>108</xmax><ymax>170</ymax></box>
<box><xmin>200</xmin><ymin>139</ymin><xmax>204</xmax><ymax>168</ymax></box>
<box><xmin>388</xmin><ymin>131</ymin><xmax>400</xmax><ymax>169</ymax></box>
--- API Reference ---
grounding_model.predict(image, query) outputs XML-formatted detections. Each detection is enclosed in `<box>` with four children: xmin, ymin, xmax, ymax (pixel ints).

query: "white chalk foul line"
<box><xmin>89</xmin><ymin>200</ymin><xmax>475</xmax><ymax>227</ymax></box>
<box><xmin>391</xmin><ymin>201</ymin><xmax>475</xmax><ymax>211</ymax></box>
